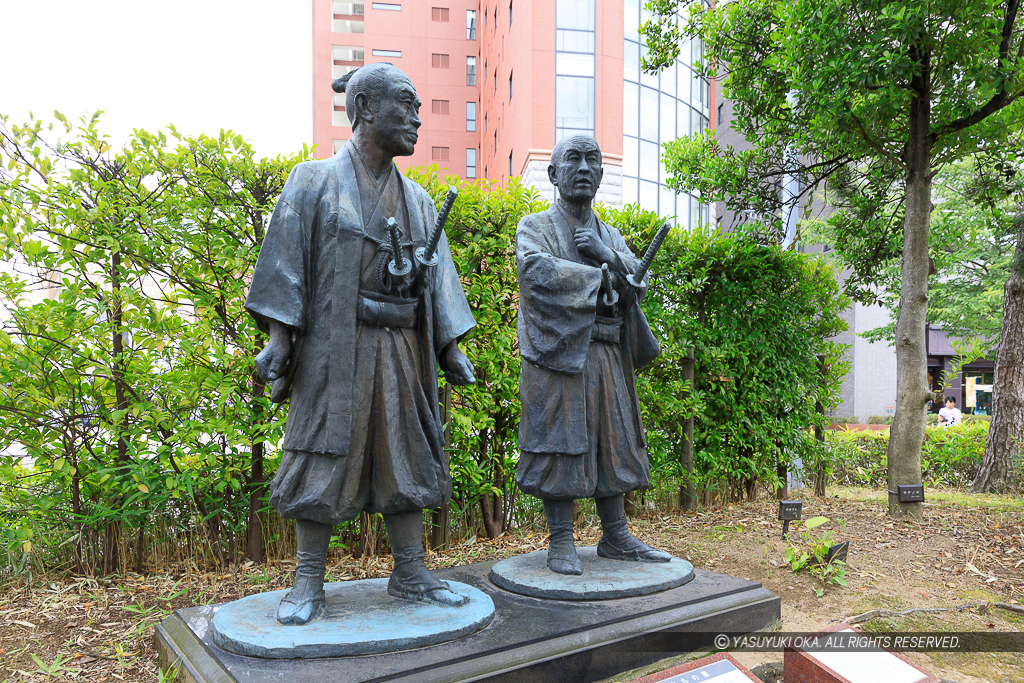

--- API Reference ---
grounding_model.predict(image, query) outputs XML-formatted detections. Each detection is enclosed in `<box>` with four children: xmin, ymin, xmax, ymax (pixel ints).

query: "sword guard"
<box><xmin>626</xmin><ymin>273</ymin><xmax>644</xmax><ymax>289</ymax></box>
<box><xmin>388</xmin><ymin>258</ymin><xmax>413</xmax><ymax>279</ymax></box>
<box><xmin>414</xmin><ymin>246</ymin><xmax>440</xmax><ymax>268</ymax></box>
<box><xmin>602</xmin><ymin>288</ymin><xmax>620</xmax><ymax>307</ymax></box>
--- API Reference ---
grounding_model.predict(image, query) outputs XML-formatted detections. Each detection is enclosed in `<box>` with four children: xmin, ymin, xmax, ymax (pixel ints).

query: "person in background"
<box><xmin>938</xmin><ymin>396</ymin><xmax>963</xmax><ymax>427</ymax></box>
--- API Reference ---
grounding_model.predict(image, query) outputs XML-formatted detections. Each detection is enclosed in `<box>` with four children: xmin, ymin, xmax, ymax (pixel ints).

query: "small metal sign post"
<box><xmin>778</xmin><ymin>500</ymin><xmax>802</xmax><ymax>540</ymax></box>
<box><xmin>896</xmin><ymin>485</ymin><xmax>925</xmax><ymax>503</ymax></box>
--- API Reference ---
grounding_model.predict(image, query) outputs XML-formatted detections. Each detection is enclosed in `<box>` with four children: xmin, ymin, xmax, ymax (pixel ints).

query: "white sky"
<box><xmin>0</xmin><ymin>0</ymin><xmax>312</xmax><ymax>159</ymax></box>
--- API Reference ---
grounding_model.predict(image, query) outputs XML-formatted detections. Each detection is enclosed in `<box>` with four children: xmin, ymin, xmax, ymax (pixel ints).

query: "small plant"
<box><xmin>782</xmin><ymin>516</ymin><xmax>848</xmax><ymax>595</ymax></box>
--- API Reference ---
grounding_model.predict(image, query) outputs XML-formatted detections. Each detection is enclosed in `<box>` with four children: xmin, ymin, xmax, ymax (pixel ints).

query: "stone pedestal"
<box><xmin>156</xmin><ymin>559</ymin><xmax>779</xmax><ymax>683</ymax></box>
<box><xmin>211</xmin><ymin>579</ymin><xmax>494</xmax><ymax>658</ymax></box>
<box><xmin>490</xmin><ymin>547</ymin><xmax>694</xmax><ymax>600</ymax></box>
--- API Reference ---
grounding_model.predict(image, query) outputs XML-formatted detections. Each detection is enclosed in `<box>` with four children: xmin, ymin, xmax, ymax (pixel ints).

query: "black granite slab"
<box><xmin>155</xmin><ymin>559</ymin><xmax>780</xmax><ymax>683</ymax></box>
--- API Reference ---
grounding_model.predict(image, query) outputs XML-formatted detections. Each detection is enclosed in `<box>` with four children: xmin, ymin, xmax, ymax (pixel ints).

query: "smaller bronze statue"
<box><xmin>515</xmin><ymin>135</ymin><xmax>670</xmax><ymax>575</ymax></box>
<box><xmin>246</xmin><ymin>63</ymin><xmax>476</xmax><ymax>625</ymax></box>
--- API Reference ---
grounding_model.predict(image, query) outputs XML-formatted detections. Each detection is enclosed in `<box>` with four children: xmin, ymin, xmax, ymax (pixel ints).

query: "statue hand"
<box><xmin>574</xmin><ymin>226</ymin><xmax>615</xmax><ymax>265</ymax></box>
<box><xmin>440</xmin><ymin>341</ymin><xmax>475</xmax><ymax>386</ymax></box>
<box><xmin>256</xmin><ymin>323</ymin><xmax>292</xmax><ymax>382</ymax></box>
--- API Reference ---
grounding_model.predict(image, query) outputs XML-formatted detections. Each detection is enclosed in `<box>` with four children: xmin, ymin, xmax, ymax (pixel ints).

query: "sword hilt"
<box><xmin>387</xmin><ymin>217</ymin><xmax>412</xmax><ymax>279</ymax></box>
<box><xmin>626</xmin><ymin>222</ymin><xmax>671</xmax><ymax>288</ymax></box>
<box><xmin>416</xmin><ymin>185</ymin><xmax>458</xmax><ymax>269</ymax></box>
<box><xmin>600</xmin><ymin>263</ymin><xmax>619</xmax><ymax>307</ymax></box>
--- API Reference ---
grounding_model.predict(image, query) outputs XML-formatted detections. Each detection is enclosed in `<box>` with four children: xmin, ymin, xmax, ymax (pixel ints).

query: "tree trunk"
<box><xmin>679</xmin><ymin>347</ymin><xmax>696</xmax><ymax>510</ymax></box>
<box><xmin>430</xmin><ymin>385</ymin><xmax>454</xmax><ymax>550</ymax></box>
<box><xmin>776</xmin><ymin>461</ymin><xmax>788</xmax><ymax>500</ymax></box>
<box><xmin>971</xmin><ymin>223</ymin><xmax>1024</xmax><ymax>492</ymax></box>
<box><xmin>887</xmin><ymin>46</ymin><xmax>932</xmax><ymax>520</ymax></box>
<box><xmin>246</xmin><ymin>436</ymin><xmax>265</xmax><ymax>562</ymax></box>
<box><xmin>815</xmin><ymin>355</ymin><xmax>828</xmax><ymax>497</ymax></box>
<box><xmin>104</xmin><ymin>249</ymin><xmax>128</xmax><ymax>575</ymax></box>
<box><xmin>246</xmin><ymin>376</ymin><xmax>267</xmax><ymax>563</ymax></box>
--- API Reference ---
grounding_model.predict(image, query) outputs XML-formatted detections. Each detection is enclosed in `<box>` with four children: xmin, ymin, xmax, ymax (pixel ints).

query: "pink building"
<box><xmin>311</xmin><ymin>0</ymin><xmax>713</xmax><ymax>224</ymax></box>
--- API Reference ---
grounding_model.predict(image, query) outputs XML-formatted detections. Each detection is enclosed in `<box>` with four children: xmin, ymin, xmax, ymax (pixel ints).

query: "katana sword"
<box><xmin>626</xmin><ymin>222</ymin><xmax>672</xmax><ymax>288</ymax></box>
<box><xmin>600</xmin><ymin>263</ymin><xmax>619</xmax><ymax>307</ymax></box>
<box><xmin>387</xmin><ymin>216</ymin><xmax>412</xmax><ymax>281</ymax></box>
<box><xmin>416</xmin><ymin>185</ymin><xmax>459</xmax><ymax>268</ymax></box>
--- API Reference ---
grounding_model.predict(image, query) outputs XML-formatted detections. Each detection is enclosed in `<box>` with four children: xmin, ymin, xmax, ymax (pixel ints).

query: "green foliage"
<box><xmin>783</xmin><ymin>516</ymin><xmax>848</xmax><ymax>593</ymax></box>
<box><xmin>0</xmin><ymin>112</ymin><xmax>854</xmax><ymax>575</ymax></box>
<box><xmin>601</xmin><ymin>213</ymin><xmax>850</xmax><ymax>497</ymax></box>
<box><xmin>0</xmin><ymin>112</ymin><xmax>305</xmax><ymax>575</ymax></box>
<box><xmin>643</xmin><ymin>0</ymin><xmax>1024</xmax><ymax>291</ymax></box>
<box><xmin>406</xmin><ymin>167</ymin><xmax>548</xmax><ymax>536</ymax></box>
<box><xmin>829</xmin><ymin>423</ymin><xmax>989</xmax><ymax>488</ymax></box>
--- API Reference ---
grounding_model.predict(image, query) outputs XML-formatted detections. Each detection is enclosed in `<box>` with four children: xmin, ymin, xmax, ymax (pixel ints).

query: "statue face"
<box><xmin>549</xmin><ymin>141</ymin><xmax>604</xmax><ymax>203</ymax></box>
<box><xmin>370</xmin><ymin>76</ymin><xmax>422</xmax><ymax>157</ymax></box>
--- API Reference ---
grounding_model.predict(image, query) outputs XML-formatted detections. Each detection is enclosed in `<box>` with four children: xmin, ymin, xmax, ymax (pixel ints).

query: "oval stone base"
<box><xmin>211</xmin><ymin>578</ymin><xmax>495</xmax><ymax>658</ymax></box>
<box><xmin>489</xmin><ymin>546</ymin><xmax>695</xmax><ymax>600</ymax></box>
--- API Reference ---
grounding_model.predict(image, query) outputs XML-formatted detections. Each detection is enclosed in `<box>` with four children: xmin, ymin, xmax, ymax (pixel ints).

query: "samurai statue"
<box><xmin>246</xmin><ymin>63</ymin><xmax>476</xmax><ymax>624</ymax></box>
<box><xmin>515</xmin><ymin>135</ymin><xmax>671</xmax><ymax>575</ymax></box>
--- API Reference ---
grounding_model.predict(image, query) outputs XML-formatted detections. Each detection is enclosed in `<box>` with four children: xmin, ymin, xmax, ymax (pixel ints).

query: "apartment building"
<box><xmin>311</xmin><ymin>0</ymin><xmax>713</xmax><ymax>226</ymax></box>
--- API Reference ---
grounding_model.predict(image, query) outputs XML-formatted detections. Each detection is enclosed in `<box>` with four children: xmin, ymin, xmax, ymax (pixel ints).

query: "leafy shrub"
<box><xmin>828</xmin><ymin>416</ymin><xmax>859</xmax><ymax>425</ymax></box>
<box><xmin>601</xmin><ymin>215</ymin><xmax>850</xmax><ymax>499</ymax></box>
<box><xmin>829</xmin><ymin>423</ymin><xmax>988</xmax><ymax>487</ymax></box>
<box><xmin>867</xmin><ymin>415</ymin><xmax>894</xmax><ymax>425</ymax></box>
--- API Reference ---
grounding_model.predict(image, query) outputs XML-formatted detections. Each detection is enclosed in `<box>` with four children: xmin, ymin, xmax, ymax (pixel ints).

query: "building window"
<box><xmin>372</xmin><ymin>49</ymin><xmax>402</xmax><ymax>57</ymax></box>
<box><xmin>466</xmin><ymin>56</ymin><xmax>476</xmax><ymax>85</ymax></box>
<box><xmin>509</xmin><ymin>150</ymin><xmax>514</xmax><ymax>177</ymax></box>
<box><xmin>332</xmin><ymin>94</ymin><xmax>351</xmax><ymax>127</ymax></box>
<box><xmin>467</xmin><ymin>148</ymin><xmax>477</xmax><ymax>178</ymax></box>
<box><xmin>431</xmin><ymin>7</ymin><xmax>449</xmax><ymax>21</ymax></box>
<box><xmin>466</xmin><ymin>10</ymin><xmax>476</xmax><ymax>39</ymax></box>
<box><xmin>333</xmin><ymin>2</ymin><xmax>365</xmax><ymax>16</ymax></box>
<box><xmin>431</xmin><ymin>146</ymin><xmax>450</xmax><ymax>162</ymax></box>
<box><xmin>431</xmin><ymin>100</ymin><xmax>450</xmax><ymax>114</ymax></box>
<box><xmin>484</xmin><ymin>113</ymin><xmax>487</xmax><ymax>132</ymax></box>
<box><xmin>555</xmin><ymin>0</ymin><xmax>596</xmax><ymax>141</ymax></box>
<box><xmin>717</xmin><ymin>102</ymin><xmax>723</xmax><ymax>125</ymax></box>
<box><xmin>332</xmin><ymin>45</ymin><xmax>365</xmax><ymax>79</ymax></box>
<box><xmin>509</xmin><ymin>0</ymin><xmax>513</xmax><ymax>25</ymax></box>
<box><xmin>432</xmin><ymin>53</ymin><xmax>450</xmax><ymax>68</ymax></box>
<box><xmin>493</xmin><ymin>68</ymin><xmax>497</xmax><ymax>93</ymax></box>
<box><xmin>333</xmin><ymin>139</ymin><xmax>347</xmax><ymax>154</ymax></box>
<box><xmin>370</xmin><ymin>2</ymin><xmax>400</xmax><ymax>9</ymax></box>
<box><xmin>332</xmin><ymin>18</ymin><xmax>365</xmax><ymax>33</ymax></box>
<box><xmin>466</xmin><ymin>102</ymin><xmax>477</xmax><ymax>131</ymax></box>
<box><xmin>621</xmin><ymin>0</ymin><xmax>710</xmax><ymax>222</ymax></box>
<box><xmin>494</xmin><ymin>132</ymin><xmax>497</xmax><ymax>153</ymax></box>
<box><xmin>509</xmin><ymin>71</ymin><xmax>513</xmax><ymax>100</ymax></box>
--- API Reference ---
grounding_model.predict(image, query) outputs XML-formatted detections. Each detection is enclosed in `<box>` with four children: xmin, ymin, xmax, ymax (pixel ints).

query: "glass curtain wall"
<box><xmin>622</xmin><ymin>0</ymin><xmax>710</xmax><ymax>227</ymax></box>
<box><xmin>555</xmin><ymin>0</ymin><xmax>596</xmax><ymax>141</ymax></box>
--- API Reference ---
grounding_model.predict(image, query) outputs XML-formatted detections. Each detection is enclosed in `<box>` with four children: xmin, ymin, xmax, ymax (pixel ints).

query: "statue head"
<box><xmin>333</xmin><ymin>63</ymin><xmax>422</xmax><ymax>157</ymax></box>
<box><xmin>547</xmin><ymin>135</ymin><xmax>604</xmax><ymax>204</ymax></box>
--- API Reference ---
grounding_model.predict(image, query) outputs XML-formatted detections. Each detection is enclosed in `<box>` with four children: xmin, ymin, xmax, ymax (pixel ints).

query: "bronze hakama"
<box><xmin>515</xmin><ymin>205</ymin><xmax>660</xmax><ymax>500</ymax></box>
<box><xmin>245</xmin><ymin>143</ymin><xmax>474</xmax><ymax>525</ymax></box>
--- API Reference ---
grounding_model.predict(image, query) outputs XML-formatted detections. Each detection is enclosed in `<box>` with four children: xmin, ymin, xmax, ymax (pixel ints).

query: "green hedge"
<box><xmin>828</xmin><ymin>423</ymin><xmax>988</xmax><ymax>488</ymax></box>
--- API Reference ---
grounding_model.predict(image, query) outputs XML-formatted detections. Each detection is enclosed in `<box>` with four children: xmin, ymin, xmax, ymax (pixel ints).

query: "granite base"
<box><xmin>155</xmin><ymin>559</ymin><xmax>780</xmax><ymax>683</ymax></box>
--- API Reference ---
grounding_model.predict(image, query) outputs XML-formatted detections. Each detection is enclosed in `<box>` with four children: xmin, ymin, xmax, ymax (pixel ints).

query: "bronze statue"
<box><xmin>246</xmin><ymin>63</ymin><xmax>476</xmax><ymax>625</ymax></box>
<box><xmin>515</xmin><ymin>135</ymin><xmax>670</xmax><ymax>575</ymax></box>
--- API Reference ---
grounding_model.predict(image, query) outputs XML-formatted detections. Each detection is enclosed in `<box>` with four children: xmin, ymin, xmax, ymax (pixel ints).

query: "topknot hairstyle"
<box><xmin>331</xmin><ymin>63</ymin><xmax>409</xmax><ymax>131</ymax></box>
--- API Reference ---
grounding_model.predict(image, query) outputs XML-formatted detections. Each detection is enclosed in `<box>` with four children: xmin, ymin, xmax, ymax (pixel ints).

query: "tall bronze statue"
<box><xmin>246</xmin><ymin>63</ymin><xmax>476</xmax><ymax>625</ymax></box>
<box><xmin>515</xmin><ymin>135</ymin><xmax>670</xmax><ymax>575</ymax></box>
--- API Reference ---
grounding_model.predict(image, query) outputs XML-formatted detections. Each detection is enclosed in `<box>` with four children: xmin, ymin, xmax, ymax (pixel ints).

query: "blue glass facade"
<box><xmin>622</xmin><ymin>0</ymin><xmax>711</xmax><ymax>226</ymax></box>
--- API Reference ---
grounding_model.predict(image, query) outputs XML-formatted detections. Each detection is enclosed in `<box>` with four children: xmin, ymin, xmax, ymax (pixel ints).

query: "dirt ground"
<box><xmin>1</xmin><ymin>486</ymin><xmax>1022</xmax><ymax>683</ymax></box>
